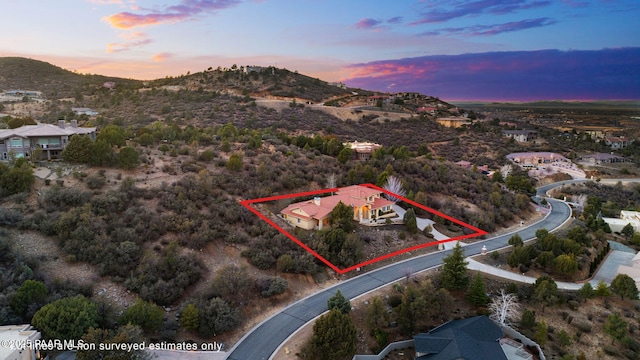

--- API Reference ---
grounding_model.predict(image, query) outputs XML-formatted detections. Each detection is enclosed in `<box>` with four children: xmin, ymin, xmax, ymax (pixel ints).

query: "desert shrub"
<box><xmin>39</xmin><ymin>186</ymin><xmax>91</xmax><ymax>212</ymax></box>
<box><xmin>194</xmin><ymin>297</ymin><xmax>240</xmax><ymax>337</ymax></box>
<box><xmin>255</xmin><ymin>277</ymin><xmax>288</xmax><ymax>298</ymax></box>
<box><xmin>573</xmin><ymin>321</ymin><xmax>591</xmax><ymax>333</ymax></box>
<box><xmin>0</xmin><ymin>208</ymin><xmax>23</xmax><ymax>226</ymax></box>
<box><xmin>86</xmin><ymin>174</ymin><xmax>106</xmax><ymax>190</ymax></box>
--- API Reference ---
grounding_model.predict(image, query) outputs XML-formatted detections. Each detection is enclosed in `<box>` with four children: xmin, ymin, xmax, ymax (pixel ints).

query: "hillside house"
<box><xmin>71</xmin><ymin>107</ymin><xmax>99</xmax><ymax>116</ymax></box>
<box><xmin>281</xmin><ymin>185</ymin><xmax>396</xmax><ymax>230</ymax></box>
<box><xmin>578</xmin><ymin>153</ymin><xmax>631</xmax><ymax>165</ymax></box>
<box><xmin>436</xmin><ymin>117</ymin><xmax>471</xmax><ymax>128</ymax></box>
<box><xmin>0</xmin><ymin>120</ymin><xmax>96</xmax><ymax>161</ymax></box>
<box><xmin>414</xmin><ymin>316</ymin><xmax>508</xmax><ymax>360</ymax></box>
<box><xmin>604</xmin><ymin>136</ymin><xmax>632</xmax><ymax>150</ymax></box>
<box><xmin>344</xmin><ymin>141</ymin><xmax>382</xmax><ymax>160</ymax></box>
<box><xmin>603</xmin><ymin>210</ymin><xmax>640</xmax><ymax>234</ymax></box>
<box><xmin>501</xmin><ymin>130</ymin><xmax>537</xmax><ymax>143</ymax></box>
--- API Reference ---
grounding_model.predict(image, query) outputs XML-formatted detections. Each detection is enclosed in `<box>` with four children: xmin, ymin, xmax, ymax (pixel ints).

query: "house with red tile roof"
<box><xmin>280</xmin><ymin>185</ymin><xmax>396</xmax><ymax>230</ymax></box>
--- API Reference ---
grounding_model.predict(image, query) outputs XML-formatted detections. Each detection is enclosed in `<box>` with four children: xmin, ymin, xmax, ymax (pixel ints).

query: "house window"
<box><xmin>10</xmin><ymin>139</ymin><xmax>22</xmax><ymax>147</ymax></box>
<box><xmin>371</xmin><ymin>210</ymin><xmax>375</xmax><ymax>216</ymax></box>
<box><xmin>297</xmin><ymin>218</ymin><xmax>301</xmax><ymax>224</ymax></box>
<box><xmin>1</xmin><ymin>153</ymin><xmax>6</xmax><ymax>160</ymax></box>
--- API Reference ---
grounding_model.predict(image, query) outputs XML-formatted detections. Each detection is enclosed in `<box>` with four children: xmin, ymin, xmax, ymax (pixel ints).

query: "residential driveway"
<box><xmin>392</xmin><ymin>204</ymin><xmax>447</xmax><ymax>240</ymax></box>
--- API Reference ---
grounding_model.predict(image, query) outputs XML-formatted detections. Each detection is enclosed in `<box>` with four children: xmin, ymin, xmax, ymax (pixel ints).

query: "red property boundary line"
<box><xmin>239</xmin><ymin>183</ymin><xmax>488</xmax><ymax>274</ymax></box>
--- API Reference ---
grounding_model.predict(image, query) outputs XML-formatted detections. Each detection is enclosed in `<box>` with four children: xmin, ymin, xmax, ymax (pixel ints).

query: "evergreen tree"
<box><xmin>301</xmin><ymin>309</ymin><xmax>357</xmax><ymax>360</ymax></box>
<box><xmin>578</xmin><ymin>283</ymin><xmax>595</xmax><ymax>301</ymax></box>
<box><xmin>120</xmin><ymin>299</ymin><xmax>164</xmax><ymax>333</ymax></box>
<box><xmin>32</xmin><ymin>295</ymin><xmax>98</xmax><ymax>340</ymax></box>
<box><xmin>621</xmin><ymin>223</ymin><xmax>635</xmax><ymax>239</ymax></box>
<box><xmin>226</xmin><ymin>152</ymin><xmax>243</xmax><ymax>171</ymax></box>
<box><xmin>603</xmin><ymin>313</ymin><xmax>627</xmax><ymax>345</ymax></box>
<box><xmin>10</xmin><ymin>280</ymin><xmax>48</xmax><ymax>318</ymax></box>
<box><xmin>180</xmin><ymin>303</ymin><xmax>200</xmax><ymax>331</ymax></box>
<box><xmin>116</xmin><ymin>146</ymin><xmax>140</xmax><ymax>169</ymax></box>
<box><xmin>62</xmin><ymin>134</ymin><xmax>94</xmax><ymax>163</ymax></box>
<box><xmin>533</xmin><ymin>276</ymin><xmax>558</xmax><ymax>313</ymax></box>
<box><xmin>466</xmin><ymin>273</ymin><xmax>489</xmax><ymax>306</ymax></box>
<box><xmin>329</xmin><ymin>201</ymin><xmax>355</xmax><ymax>233</ymax></box>
<box><xmin>327</xmin><ymin>290</ymin><xmax>351</xmax><ymax>314</ymax></box>
<box><xmin>610</xmin><ymin>274</ymin><xmax>639</xmax><ymax>300</ymax></box>
<box><xmin>439</xmin><ymin>242</ymin><xmax>469</xmax><ymax>290</ymax></box>
<box><xmin>365</xmin><ymin>296</ymin><xmax>388</xmax><ymax>331</ymax></box>
<box><xmin>520</xmin><ymin>309</ymin><xmax>536</xmax><ymax>329</ymax></box>
<box><xmin>403</xmin><ymin>208</ymin><xmax>418</xmax><ymax>234</ymax></box>
<box><xmin>594</xmin><ymin>280</ymin><xmax>611</xmax><ymax>297</ymax></box>
<box><xmin>508</xmin><ymin>233</ymin><xmax>523</xmax><ymax>247</ymax></box>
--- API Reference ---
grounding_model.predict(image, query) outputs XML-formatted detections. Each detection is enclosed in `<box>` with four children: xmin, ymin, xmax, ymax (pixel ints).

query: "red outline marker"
<box><xmin>240</xmin><ymin>184</ymin><xmax>487</xmax><ymax>274</ymax></box>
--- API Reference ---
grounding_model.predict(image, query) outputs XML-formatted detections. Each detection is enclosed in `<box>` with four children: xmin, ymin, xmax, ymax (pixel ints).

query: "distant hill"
<box><xmin>0</xmin><ymin>57</ymin><xmax>140</xmax><ymax>98</ymax></box>
<box><xmin>0</xmin><ymin>57</ymin><xmax>458</xmax><ymax>120</ymax></box>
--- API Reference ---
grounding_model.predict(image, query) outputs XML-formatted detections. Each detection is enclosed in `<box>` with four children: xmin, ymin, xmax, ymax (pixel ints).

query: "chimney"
<box><xmin>313</xmin><ymin>196</ymin><xmax>320</xmax><ymax>206</ymax></box>
<box><xmin>70</xmin><ymin>120</ymin><xmax>77</xmax><ymax>128</ymax></box>
<box><xmin>58</xmin><ymin>120</ymin><xmax>65</xmax><ymax>129</ymax></box>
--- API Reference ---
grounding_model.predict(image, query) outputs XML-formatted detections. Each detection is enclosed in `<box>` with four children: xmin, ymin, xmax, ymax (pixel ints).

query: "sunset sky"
<box><xmin>1</xmin><ymin>0</ymin><xmax>639</xmax><ymax>101</ymax></box>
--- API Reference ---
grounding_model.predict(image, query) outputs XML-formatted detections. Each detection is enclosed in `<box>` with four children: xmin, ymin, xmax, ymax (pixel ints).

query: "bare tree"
<box><xmin>573</xmin><ymin>194</ymin><xmax>587</xmax><ymax>209</ymax></box>
<box><xmin>489</xmin><ymin>289</ymin><xmax>521</xmax><ymax>326</ymax></box>
<box><xmin>501</xmin><ymin>164</ymin><xmax>513</xmax><ymax>178</ymax></box>
<box><xmin>327</xmin><ymin>173</ymin><xmax>337</xmax><ymax>189</ymax></box>
<box><xmin>383</xmin><ymin>175</ymin><xmax>406</xmax><ymax>202</ymax></box>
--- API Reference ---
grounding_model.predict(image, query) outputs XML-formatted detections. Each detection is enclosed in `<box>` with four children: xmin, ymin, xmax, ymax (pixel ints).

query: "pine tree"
<box><xmin>300</xmin><ymin>309</ymin><xmax>357</xmax><ymax>360</ymax></box>
<box><xmin>610</xmin><ymin>274</ymin><xmax>639</xmax><ymax>300</ymax></box>
<box><xmin>466</xmin><ymin>273</ymin><xmax>489</xmax><ymax>306</ymax></box>
<box><xmin>327</xmin><ymin>290</ymin><xmax>351</xmax><ymax>314</ymax></box>
<box><xmin>439</xmin><ymin>242</ymin><xmax>469</xmax><ymax>290</ymax></box>
<box><xmin>180</xmin><ymin>303</ymin><xmax>200</xmax><ymax>331</ymax></box>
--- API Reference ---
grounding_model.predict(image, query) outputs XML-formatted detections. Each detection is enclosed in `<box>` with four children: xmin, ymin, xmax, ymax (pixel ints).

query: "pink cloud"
<box><xmin>103</xmin><ymin>0</ymin><xmax>241</xmax><ymax>29</ymax></box>
<box><xmin>106</xmin><ymin>38</ymin><xmax>153</xmax><ymax>53</ymax></box>
<box><xmin>355</xmin><ymin>18</ymin><xmax>382</xmax><ymax>29</ymax></box>
<box><xmin>152</xmin><ymin>52</ymin><xmax>174</xmax><ymax>62</ymax></box>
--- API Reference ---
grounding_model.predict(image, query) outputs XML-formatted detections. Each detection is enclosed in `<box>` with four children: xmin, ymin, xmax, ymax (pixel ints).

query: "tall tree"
<box><xmin>403</xmin><ymin>208</ymin><xmax>418</xmax><ymax>234</ymax></box>
<box><xmin>10</xmin><ymin>280</ymin><xmax>48</xmax><ymax>318</ymax></box>
<box><xmin>32</xmin><ymin>295</ymin><xmax>98</xmax><ymax>340</ymax></box>
<box><xmin>180</xmin><ymin>304</ymin><xmax>200</xmax><ymax>331</ymax></box>
<box><xmin>603</xmin><ymin>313</ymin><xmax>627</xmax><ymax>345</ymax></box>
<box><xmin>621</xmin><ymin>223</ymin><xmax>635</xmax><ymax>239</ymax></box>
<box><xmin>610</xmin><ymin>274</ymin><xmax>639</xmax><ymax>300</ymax></box>
<box><xmin>383</xmin><ymin>175</ymin><xmax>406</xmax><ymax>202</ymax></box>
<box><xmin>62</xmin><ymin>134</ymin><xmax>94</xmax><ymax>163</ymax></box>
<box><xmin>329</xmin><ymin>201</ymin><xmax>355</xmax><ymax>233</ymax></box>
<box><xmin>301</xmin><ymin>309</ymin><xmax>357</xmax><ymax>360</ymax></box>
<box><xmin>365</xmin><ymin>296</ymin><xmax>388</xmax><ymax>331</ymax></box>
<box><xmin>327</xmin><ymin>290</ymin><xmax>351</xmax><ymax>314</ymax></box>
<box><xmin>533</xmin><ymin>276</ymin><xmax>558</xmax><ymax>313</ymax></box>
<box><xmin>439</xmin><ymin>242</ymin><xmax>469</xmax><ymax>290</ymax></box>
<box><xmin>97</xmin><ymin>124</ymin><xmax>126</xmax><ymax>147</ymax></box>
<box><xmin>489</xmin><ymin>289</ymin><xmax>521</xmax><ymax>326</ymax></box>
<box><xmin>466</xmin><ymin>273</ymin><xmax>489</xmax><ymax>306</ymax></box>
<box><xmin>120</xmin><ymin>299</ymin><xmax>164</xmax><ymax>333</ymax></box>
<box><xmin>116</xmin><ymin>146</ymin><xmax>140</xmax><ymax>169</ymax></box>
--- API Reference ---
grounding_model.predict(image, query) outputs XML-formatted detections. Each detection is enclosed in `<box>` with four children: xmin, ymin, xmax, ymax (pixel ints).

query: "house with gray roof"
<box><xmin>414</xmin><ymin>316</ymin><xmax>508</xmax><ymax>360</ymax></box>
<box><xmin>0</xmin><ymin>120</ymin><xmax>96</xmax><ymax>161</ymax></box>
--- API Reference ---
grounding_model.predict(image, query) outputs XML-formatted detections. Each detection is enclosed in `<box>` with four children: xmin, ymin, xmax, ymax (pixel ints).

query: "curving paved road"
<box><xmin>227</xmin><ymin>190</ymin><xmax>576</xmax><ymax>359</ymax></box>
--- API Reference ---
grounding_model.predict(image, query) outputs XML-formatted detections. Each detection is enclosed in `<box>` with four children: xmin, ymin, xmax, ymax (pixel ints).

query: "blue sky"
<box><xmin>1</xmin><ymin>0</ymin><xmax>639</xmax><ymax>101</ymax></box>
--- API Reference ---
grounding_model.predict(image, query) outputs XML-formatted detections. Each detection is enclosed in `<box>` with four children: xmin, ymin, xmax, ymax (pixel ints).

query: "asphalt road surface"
<box><xmin>226</xmin><ymin>190</ymin><xmax>573</xmax><ymax>360</ymax></box>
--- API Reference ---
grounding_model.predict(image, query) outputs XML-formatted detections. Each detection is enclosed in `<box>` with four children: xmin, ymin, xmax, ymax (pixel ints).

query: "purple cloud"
<box><xmin>343</xmin><ymin>48</ymin><xmax>640</xmax><ymax>101</ymax></box>
<box><xmin>104</xmin><ymin>0</ymin><xmax>240</xmax><ymax>29</ymax></box>
<box><xmin>387</xmin><ymin>16</ymin><xmax>403</xmax><ymax>24</ymax></box>
<box><xmin>411</xmin><ymin>0</ymin><xmax>551</xmax><ymax>25</ymax></box>
<box><xmin>425</xmin><ymin>17</ymin><xmax>556</xmax><ymax>36</ymax></box>
<box><xmin>355</xmin><ymin>18</ymin><xmax>383</xmax><ymax>29</ymax></box>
